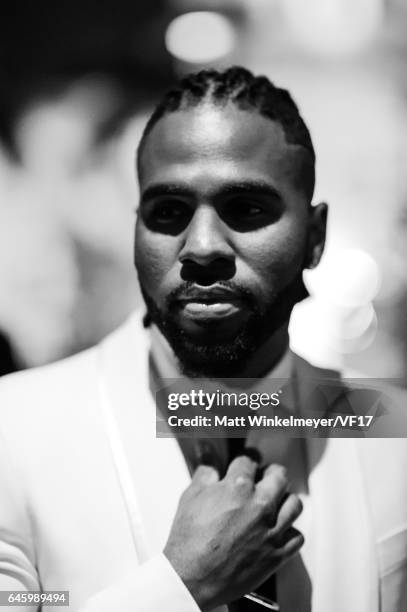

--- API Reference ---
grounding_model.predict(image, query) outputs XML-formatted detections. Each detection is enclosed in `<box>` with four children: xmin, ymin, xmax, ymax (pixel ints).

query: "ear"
<box><xmin>305</xmin><ymin>202</ymin><xmax>328</xmax><ymax>269</ymax></box>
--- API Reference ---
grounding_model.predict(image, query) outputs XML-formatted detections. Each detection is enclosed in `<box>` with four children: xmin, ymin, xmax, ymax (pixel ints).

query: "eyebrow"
<box><xmin>141</xmin><ymin>180</ymin><xmax>282</xmax><ymax>203</ymax></box>
<box><xmin>141</xmin><ymin>183</ymin><xmax>195</xmax><ymax>202</ymax></box>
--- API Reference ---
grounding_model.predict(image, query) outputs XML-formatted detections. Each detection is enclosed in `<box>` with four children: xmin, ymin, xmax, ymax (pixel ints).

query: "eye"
<box><xmin>142</xmin><ymin>199</ymin><xmax>192</xmax><ymax>234</ymax></box>
<box><xmin>225</xmin><ymin>198</ymin><xmax>266</xmax><ymax>218</ymax></box>
<box><xmin>219</xmin><ymin>196</ymin><xmax>282</xmax><ymax>232</ymax></box>
<box><xmin>225</xmin><ymin>198</ymin><xmax>267</xmax><ymax>222</ymax></box>
<box><xmin>235</xmin><ymin>201</ymin><xmax>264</xmax><ymax>216</ymax></box>
<box><xmin>153</xmin><ymin>201</ymin><xmax>188</xmax><ymax>223</ymax></box>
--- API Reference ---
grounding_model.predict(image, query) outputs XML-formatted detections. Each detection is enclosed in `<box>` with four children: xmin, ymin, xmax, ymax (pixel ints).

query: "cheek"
<box><xmin>134</xmin><ymin>228</ymin><xmax>178</xmax><ymax>295</ymax></box>
<box><xmin>236</xmin><ymin>221</ymin><xmax>307</xmax><ymax>288</ymax></box>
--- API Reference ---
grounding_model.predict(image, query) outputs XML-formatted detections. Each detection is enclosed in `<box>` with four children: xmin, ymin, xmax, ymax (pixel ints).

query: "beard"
<box><xmin>140</xmin><ymin>271</ymin><xmax>308</xmax><ymax>378</ymax></box>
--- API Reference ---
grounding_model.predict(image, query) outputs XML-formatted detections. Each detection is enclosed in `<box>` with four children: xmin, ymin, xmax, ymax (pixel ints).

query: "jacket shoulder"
<box><xmin>0</xmin><ymin>311</ymin><xmax>145</xmax><ymax>432</ymax></box>
<box><xmin>0</xmin><ymin>345</ymin><xmax>98</xmax><ymax>425</ymax></box>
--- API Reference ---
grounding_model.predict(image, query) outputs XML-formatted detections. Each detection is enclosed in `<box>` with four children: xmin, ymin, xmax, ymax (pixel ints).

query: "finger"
<box><xmin>225</xmin><ymin>455</ymin><xmax>258</xmax><ymax>487</ymax></box>
<box><xmin>262</xmin><ymin>462</ymin><xmax>288</xmax><ymax>480</ymax></box>
<box><xmin>271</xmin><ymin>493</ymin><xmax>303</xmax><ymax>534</ymax></box>
<box><xmin>191</xmin><ymin>464</ymin><xmax>220</xmax><ymax>489</ymax></box>
<box><xmin>255</xmin><ymin>464</ymin><xmax>288</xmax><ymax>510</ymax></box>
<box><xmin>275</xmin><ymin>527</ymin><xmax>305</xmax><ymax>560</ymax></box>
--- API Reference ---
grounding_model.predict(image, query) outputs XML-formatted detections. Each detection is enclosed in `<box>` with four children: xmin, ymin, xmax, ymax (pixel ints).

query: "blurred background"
<box><xmin>1</xmin><ymin>0</ymin><xmax>407</xmax><ymax>380</ymax></box>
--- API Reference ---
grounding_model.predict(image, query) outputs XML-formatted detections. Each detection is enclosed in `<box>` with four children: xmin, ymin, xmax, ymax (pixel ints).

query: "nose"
<box><xmin>179</xmin><ymin>205</ymin><xmax>235</xmax><ymax>283</ymax></box>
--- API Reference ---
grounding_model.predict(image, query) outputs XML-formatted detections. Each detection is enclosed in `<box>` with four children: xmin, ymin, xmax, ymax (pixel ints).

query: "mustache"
<box><xmin>166</xmin><ymin>281</ymin><xmax>256</xmax><ymax>308</ymax></box>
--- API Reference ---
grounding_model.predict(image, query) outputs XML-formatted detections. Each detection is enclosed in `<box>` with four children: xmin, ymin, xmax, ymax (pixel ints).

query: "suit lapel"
<box><xmin>98</xmin><ymin>313</ymin><xmax>191</xmax><ymax>555</ymax></box>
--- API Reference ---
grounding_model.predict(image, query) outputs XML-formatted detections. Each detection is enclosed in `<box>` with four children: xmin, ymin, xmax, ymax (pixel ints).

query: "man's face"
<box><xmin>135</xmin><ymin>103</ymin><xmax>325</xmax><ymax>377</ymax></box>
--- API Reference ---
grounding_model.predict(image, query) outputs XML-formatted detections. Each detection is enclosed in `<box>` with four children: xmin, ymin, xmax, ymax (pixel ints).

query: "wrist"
<box><xmin>163</xmin><ymin>548</ymin><xmax>215</xmax><ymax>611</ymax></box>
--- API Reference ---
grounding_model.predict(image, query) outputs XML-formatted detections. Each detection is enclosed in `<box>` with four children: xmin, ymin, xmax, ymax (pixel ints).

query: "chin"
<box><xmin>158</xmin><ymin>318</ymin><xmax>261</xmax><ymax>378</ymax></box>
<box><xmin>174</xmin><ymin>334</ymin><xmax>256</xmax><ymax>378</ymax></box>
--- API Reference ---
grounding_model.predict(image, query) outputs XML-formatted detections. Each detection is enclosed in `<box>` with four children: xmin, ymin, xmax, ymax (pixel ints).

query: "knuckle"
<box><xmin>196</xmin><ymin>464</ymin><xmax>216</xmax><ymax>478</ymax></box>
<box><xmin>234</xmin><ymin>474</ymin><xmax>254</xmax><ymax>493</ymax></box>
<box><xmin>236</xmin><ymin>456</ymin><xmax>257</xmax><ymax>474</ymax></box>
<box><xmin>232</xmin><ymin>455</ymin><xmax>248</xmax><ymax>468</ymax></box>
<box><xmin>194</xmin><ymin>465</ymin><xmax>218</xmax><ymax>485</ymax></box>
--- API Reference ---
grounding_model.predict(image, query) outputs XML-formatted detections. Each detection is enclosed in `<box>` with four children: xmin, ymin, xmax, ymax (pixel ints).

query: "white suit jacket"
<box><xmin>0</xmin><ymin>312</ymin><xmax>406</xmax><ymax>612</ymax></box>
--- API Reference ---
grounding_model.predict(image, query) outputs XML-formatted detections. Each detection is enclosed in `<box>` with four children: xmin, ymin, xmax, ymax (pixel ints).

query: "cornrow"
<box><xmin>137</xmin><ymin>66</ymin><xmax>315</xmax><ymax>199</ymax></box>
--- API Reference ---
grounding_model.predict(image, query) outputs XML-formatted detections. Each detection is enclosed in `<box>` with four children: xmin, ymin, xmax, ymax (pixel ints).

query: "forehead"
<box><xmin>138</xmin><ymin>104</ymin><xmax>308</xmax><ymax>195</ymax></box>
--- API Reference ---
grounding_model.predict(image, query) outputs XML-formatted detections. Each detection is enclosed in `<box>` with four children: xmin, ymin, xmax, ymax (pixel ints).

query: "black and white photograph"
<box><xmin>0</xmin><ymin>2</ymin><xmax>407</xmax><ymax>611</ymax></box>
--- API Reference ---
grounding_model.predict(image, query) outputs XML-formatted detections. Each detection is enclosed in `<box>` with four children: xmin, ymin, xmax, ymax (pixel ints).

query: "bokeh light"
<box><xmin>291</xmin><ymin>249</ymin><xmax>382</xmax><ymax>365</ymax></box>
<box><xmin>165</xmin><ymin>11</ymin><xmax>236</xmax><ymax>64</ymax></box>
<box><xmin>305</xmin><ymin>249</ymin><xmax>381</xmax><ymax>308</ymax></box>
<box><xmin>339</xmin><ymin>303</ymin><xmax>375</xmax><ymax>340</ymax></box>
<box><xmin>281</xmin><ymin>0</ymin><xmax>384</xmax><ymax>57</ymax></box>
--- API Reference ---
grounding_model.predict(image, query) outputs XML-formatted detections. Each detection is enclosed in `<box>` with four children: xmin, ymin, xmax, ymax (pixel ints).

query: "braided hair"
<box><xmin>137</xmin><ymin>66</ymin><xmax>315</xmax><ymax>200</ymax></box>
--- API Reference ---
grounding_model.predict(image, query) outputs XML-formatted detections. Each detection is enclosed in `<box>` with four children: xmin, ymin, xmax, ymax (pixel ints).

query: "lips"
<box><xmin>175</xmin><ymin>286</ymin><xmax>246</xmax><ymax>322</ymax></box>
<box><xmin>182</xmin><ymin>300</ymin><xmax>243</xmax><ymax>319</ymax></box>
<box><xmin>176</xmin><ymin>286</ymin><xmax>242</xmax><ymax>302</ymax></box>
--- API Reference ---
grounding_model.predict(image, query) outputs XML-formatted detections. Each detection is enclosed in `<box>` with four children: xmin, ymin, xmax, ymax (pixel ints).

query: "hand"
<box><xmin>164</xmin><ymin>456</ymin><xmax>304</xmax><ymax>611</ymax></box>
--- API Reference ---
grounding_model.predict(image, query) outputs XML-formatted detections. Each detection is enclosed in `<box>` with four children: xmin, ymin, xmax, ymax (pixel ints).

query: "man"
<box><xmin>0</xmin><ymin>67</ymin><xmax>406</xmax><ymax>612</ymax></box>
